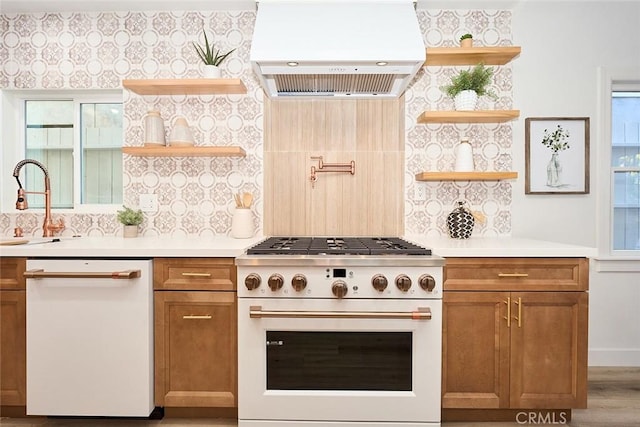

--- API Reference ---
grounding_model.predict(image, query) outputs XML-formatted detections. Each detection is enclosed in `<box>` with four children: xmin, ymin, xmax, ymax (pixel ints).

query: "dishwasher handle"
<box><xmin>24</xmin><ymin>269</ymin><xmax>142</xmax><ymax>280</ymax></box>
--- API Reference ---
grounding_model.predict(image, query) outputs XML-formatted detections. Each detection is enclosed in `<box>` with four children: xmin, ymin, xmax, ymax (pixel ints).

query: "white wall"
<box><xmin>511</xmin><ymin>1</ymin><xmax>640</xmax><ymax>366</ymax></box>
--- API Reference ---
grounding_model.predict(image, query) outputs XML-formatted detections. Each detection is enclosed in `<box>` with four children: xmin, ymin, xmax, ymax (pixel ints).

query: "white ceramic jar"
<box><xmin>143</xmin><ymin>110</ymin><xmax>166</xmax><ymax>146</ymax></box>
<box><xmin>231</xmin><ymin>208</ymin><xmax>254</xmax><ymax>239</ymax></box>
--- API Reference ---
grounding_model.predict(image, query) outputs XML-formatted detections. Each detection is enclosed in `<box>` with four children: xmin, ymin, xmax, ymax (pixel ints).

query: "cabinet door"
<box><xmin>442</xmin><ymin>292</ymin><xmax>510</xmax><ymax>408</ymax></box>
<box><xmin>0</xmin><ymin>290</ymin><xmax>26</xmax><ymax>406</ymax></box>
<box><xmin>509</xmin><ymin>292</ymin><xmax>588</xmax><ymax>409</ymax></box>
<box><xmin>155</xmin><ymin>291</ymin><xmax>237</xmax><ymax>408</ymax></box>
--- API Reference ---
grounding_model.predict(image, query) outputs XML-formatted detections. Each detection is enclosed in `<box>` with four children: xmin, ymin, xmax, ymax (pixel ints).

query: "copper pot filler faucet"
<box><xmin>13</xmin><ymin>159</ymin><xmax>65</xmax><ymax>237</ymax></box>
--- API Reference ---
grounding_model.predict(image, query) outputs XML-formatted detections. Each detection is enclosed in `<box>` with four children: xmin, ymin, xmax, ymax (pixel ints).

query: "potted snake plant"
<box><xmin>193</xmin><ymin>29</ymin><xmax>236</xmax><ymax>78</ymax></box>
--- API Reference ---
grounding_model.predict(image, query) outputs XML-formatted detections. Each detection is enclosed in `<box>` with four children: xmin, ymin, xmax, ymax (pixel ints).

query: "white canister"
<box><xmin>231</xmin><ymin>208</ymin><xmax>254</xmax><ymax>239</ymax></box>
<box><xmin>143</xmin><ymin>110</ymin><xmax>166</xmax><ymax>146</ymax></box>
<box><xmin>454</xmin><ymin>139</ymin><xmax>474</xmax><ymax>172</ymax></box>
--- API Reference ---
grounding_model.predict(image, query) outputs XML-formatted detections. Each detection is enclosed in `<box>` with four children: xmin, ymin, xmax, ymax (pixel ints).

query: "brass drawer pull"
<box><xmin>503</xmin><ymin>297</ymin><xmax>511</xmax><ymax>328</ymax></box>
<box><xmin>182</xmin><ymin>315</ymin><xmax>212</xmax><ymax>320</ymax></box>
<box><xmin>514</xmin><ymin>297</ymin><xmax>522</xmax><ymax>327</ymax></box>
<box><xmin>498</xmin><ymin>273</ymin><xmax>529</xmax><ymax>278</ymax></box>
<box><xmin>181</xmin><ymin>272</ymin><xmax>212</xmax><ymax>277</ymax></box>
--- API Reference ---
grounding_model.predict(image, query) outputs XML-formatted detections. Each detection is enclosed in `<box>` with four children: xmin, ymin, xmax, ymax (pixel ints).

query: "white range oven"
<box><xmin>236</xmin><ymin>237</ymin><xmax>445</xmax><ymax>427</ymax></box>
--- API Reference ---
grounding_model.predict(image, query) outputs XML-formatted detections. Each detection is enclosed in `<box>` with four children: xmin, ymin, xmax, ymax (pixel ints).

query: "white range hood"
<box><xmin>250</xmin><ymin>0</ymin><xmax>426</xmax><ymax>98</ymax></box>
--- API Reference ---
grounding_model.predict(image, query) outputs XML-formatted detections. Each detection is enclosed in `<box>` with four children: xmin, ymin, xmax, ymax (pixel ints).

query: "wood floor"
<box><xmin>1</xmin><ymin>367</ymin><xmax>638</xmax><ymax>426</ymax></box>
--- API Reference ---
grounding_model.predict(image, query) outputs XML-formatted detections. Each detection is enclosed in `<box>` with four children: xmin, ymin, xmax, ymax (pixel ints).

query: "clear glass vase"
<box><xmin>546</xmin><ymin>152</ymin><xmax>562</xmax><ymax>187</ymax></box>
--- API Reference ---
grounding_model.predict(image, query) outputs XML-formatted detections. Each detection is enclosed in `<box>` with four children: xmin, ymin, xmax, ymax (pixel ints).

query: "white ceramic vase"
<box><xmin>454</xmin><ymin>139</ymin><xmax>474</xmax><ymax>172</ymax></box>
<box><xmin>454</xmin><ymin>90</ymin><xmax>479</xmax><ymax>111</ymax></box>
<box><xmin>203</xmin><ymin>65</ymin><xmax>221</xmax><ymax>79</ymax></box>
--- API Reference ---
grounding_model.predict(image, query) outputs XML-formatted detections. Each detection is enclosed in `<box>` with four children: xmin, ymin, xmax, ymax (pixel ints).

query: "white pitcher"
<box><xmin>454</xmin><ymin>139</ymin><xmax>474</xmax><ymax>172</ymax></box>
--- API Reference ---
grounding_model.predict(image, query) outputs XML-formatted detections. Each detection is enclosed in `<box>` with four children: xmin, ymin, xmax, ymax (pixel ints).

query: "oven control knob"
<box><xmin>418</xmin><ymin>274</ymin><xmax>437</xmax><ymax>292</ymax></box>
<box><xmin>291</xmin><ymin>274</ymin><xmax>307</xmax><ymax>292</ymax></box>
<box><xmin>244</xmin><ymin>273</ymin><xmax>261</xmax><ymax>290</ymax></box>
<box><xmin>332</xmin><ymin>280</ymin><xmax>348</xmax><ymax>298</ymax></box>
<box><xmin>395</xmin><ymin>274</ymin><xmax>412</xmax><ymax>292</ymax></box>
<box><xmin>268</xmin><ymin>274</ymin><xmax>284</xmax><ymax>291</ymax></box>
<box><xmin>371</xmin><ymin>274</ymin><xmax>388</xmax><ymax>292</ymax></box>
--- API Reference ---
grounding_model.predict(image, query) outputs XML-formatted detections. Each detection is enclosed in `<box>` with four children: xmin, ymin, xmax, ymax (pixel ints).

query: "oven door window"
<box><xmin>266</xmin><ymin>331</ymin><xmax>411</xmax><ymax>391</ymax></box>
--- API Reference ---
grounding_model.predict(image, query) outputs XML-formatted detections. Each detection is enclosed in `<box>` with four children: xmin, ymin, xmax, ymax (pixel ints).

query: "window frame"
<box><xmin>1</xmin><ymin>89</ymin><xmax>123</xmax><ymax>214</ymax></box>
<box><xmin>595</xmin><ymin>67</ymin><xmax>640</xmax><ymax>271</ymax></box>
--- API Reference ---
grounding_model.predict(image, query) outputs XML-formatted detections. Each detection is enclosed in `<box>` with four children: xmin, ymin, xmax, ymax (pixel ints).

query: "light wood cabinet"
<box><xmin>0</xmin><ymin>258</ymin><xmax>26</xmax><ymax>410</ymax></box>
<box><xmin>442</xmin><ymin>257</ymin><xmax>588</xmax><ymax>421</ymax></box>
<box><xmin>154</xmin><ymin>258</ymin><xmax>237</xmax><ymax>409</ymax></box>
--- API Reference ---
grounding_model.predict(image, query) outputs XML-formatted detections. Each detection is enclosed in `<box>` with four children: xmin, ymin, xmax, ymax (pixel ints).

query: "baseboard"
<box><xmin>589</xmin><ymin>349</ymin><xmax>640</xmax><ymax>366</ymax></box>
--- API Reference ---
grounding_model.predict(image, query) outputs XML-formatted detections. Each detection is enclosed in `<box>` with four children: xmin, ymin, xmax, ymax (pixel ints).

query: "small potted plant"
<box><xmin>117</xmin><ymin>206</ymin><xmax>144</xmax><ymax>238</ymax></box>
<box><xmin>193</xmin><ymin>29</ymin><xmax>236</xmax><ymax>79</ymax></box>
<box><xmin>460</xmin><ymin>33</ymin><xmax>473</xmax><ymax>48</ymax></box>
<box><xmin>440</xmin><ymin>62</ymin><xmax>498</xmax><ymax>110</ymax></box>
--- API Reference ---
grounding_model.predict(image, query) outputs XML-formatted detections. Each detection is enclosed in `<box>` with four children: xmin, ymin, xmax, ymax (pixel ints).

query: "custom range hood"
<box><xmin>250</xmin><ymin>0</ymin><xmax>425</xmax><ymax>98</ymax></box>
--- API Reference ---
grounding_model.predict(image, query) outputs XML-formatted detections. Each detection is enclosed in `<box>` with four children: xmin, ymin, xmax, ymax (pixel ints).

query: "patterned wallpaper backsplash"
<box><xmin>0</xmin><ymin>9</ymin><xmax>513</xmax><ymax>238</ymax></box>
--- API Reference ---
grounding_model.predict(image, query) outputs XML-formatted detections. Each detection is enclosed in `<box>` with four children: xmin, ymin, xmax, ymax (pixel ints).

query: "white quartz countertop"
<box><xmin>0</xmin><ymin>235</ymin><xmax>596</xmax><ymax>258</ymax></box>
<box><xmin>406</xmin><ymin>235</ymin><xmax>597</xmax><ymax>258</ymax></box>
<box><xmin>0</xmin><ymin>236</ymin><xmax>266</xmax><ymax>258</ymax></box>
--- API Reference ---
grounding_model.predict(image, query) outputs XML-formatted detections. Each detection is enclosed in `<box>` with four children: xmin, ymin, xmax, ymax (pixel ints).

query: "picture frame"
<box><xmin>525</xmin><ymin>117</ymin><xmax>590</xmax><ymax>194</ymax></box>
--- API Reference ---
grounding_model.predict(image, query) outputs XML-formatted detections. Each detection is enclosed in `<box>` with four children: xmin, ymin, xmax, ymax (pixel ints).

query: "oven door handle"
<box><xmin>24</xmin><ymin>269</ymin><xmax>142</xmax><ymax>280</ymax></box>
<box><xmin>249</xmin><ymin>306</ymin><xmax>432</xmax><ymax>320</ymax></box>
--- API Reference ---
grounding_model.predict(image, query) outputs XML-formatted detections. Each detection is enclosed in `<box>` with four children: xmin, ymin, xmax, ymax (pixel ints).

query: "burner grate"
<box><xmin>247</xmin><ymin>237</ymin><xmax>432</xmax><ymax>256</ymax></box>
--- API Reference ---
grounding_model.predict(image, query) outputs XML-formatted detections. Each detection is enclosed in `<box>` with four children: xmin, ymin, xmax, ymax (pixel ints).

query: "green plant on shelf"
<box><xmin>440</xmin><ymin>62</ymin><xmax>498</xmax><ymax>100</ymax></box>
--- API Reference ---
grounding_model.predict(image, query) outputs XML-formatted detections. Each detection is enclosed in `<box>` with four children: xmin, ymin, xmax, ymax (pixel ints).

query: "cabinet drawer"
<box><xmin>0</xmin><ymin>258</ymin><xmax>26</xmax><ymax>290</ymax></box>
<box><xmin>154</xmin><ymin>258</ymin><xmax>236</xmax><ymax>291</ymax></box>
<box><xmin>444</xmin><ymin>258</ymin><xmax>588</xmax><ymax>291</ymax></box>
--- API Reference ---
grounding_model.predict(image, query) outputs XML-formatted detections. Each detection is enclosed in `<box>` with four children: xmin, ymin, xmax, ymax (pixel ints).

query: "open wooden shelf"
<box><xmin>417</xmin><ymin>110</ymin><xmax>520</xmax><ymax>124</ymax></box>
<box><xmin>122</xmin><ymin>79</ymin><xmax>247</xmax><ymax>95</ymax></box>
<box><xmin>425</xmin><ymin>46</ymin><xmax>521</xmax><ymax>66</ymax></box>
<box><xmin>123</xmin><ymin>146</ymin><xmax>246</xmax><ymax>157</ymax></box>
<box><xmin>416</xmin><ymin>171</ymin><xmax>518</xmax><ymax>181</ymax></box>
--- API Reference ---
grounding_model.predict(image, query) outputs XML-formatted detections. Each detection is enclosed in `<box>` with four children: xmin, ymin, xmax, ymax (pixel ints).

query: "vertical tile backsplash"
<box><xmin>1</xmin><ymin>9</ymin><xmax>514</xmax><ymax>238</ymax></box>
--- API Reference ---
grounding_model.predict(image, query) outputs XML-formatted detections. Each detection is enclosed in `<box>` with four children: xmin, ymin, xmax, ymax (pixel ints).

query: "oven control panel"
<box><xmin>237</xmin><ymin>266</ymin><xmax>442</xmax><ymax>299</ymax></box>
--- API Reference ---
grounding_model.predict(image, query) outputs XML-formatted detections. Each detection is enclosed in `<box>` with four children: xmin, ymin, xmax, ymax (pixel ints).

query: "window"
<box><xmin>611</xmin><ymin>92</ymin><xmax>640</xmax><ymax>250</ymax></box>
<box><xmin>1</xmin><ymin>91</ymin><xmax>123</xmax><ymax>212</ymax></box>
<box><xmin>596</xmin><ymin>68</ymin><xmax>640</xmax><ymax>265</ymax></box>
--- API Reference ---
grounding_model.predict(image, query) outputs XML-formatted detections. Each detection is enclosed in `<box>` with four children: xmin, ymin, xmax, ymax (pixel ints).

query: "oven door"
<box><xmin>238</xmin><ymin>298</ymin><xmax>442</xmax><ymax>426</ymax></box>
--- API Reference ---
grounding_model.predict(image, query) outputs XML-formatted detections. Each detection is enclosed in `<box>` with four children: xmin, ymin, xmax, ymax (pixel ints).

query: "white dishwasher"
<box><xmin>25</xmin><ymin>259</ymin><xmax>154</xmax><ymax>417</ymax></box>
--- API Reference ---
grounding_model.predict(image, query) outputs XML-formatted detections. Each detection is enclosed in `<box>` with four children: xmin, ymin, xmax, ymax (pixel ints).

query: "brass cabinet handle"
<box><xmin>182</xmin><ymin>315</ymin><xmax>212</xmax><ymax>320</ymax></box>
<box><xmin>498</xmin><ymin>273</ymin><xmax>529</xmax><ymax>278</ymax></box>
<box><xmin>514</xmin><ymin>297</ymin><xmax>522</xmax><ymax>328</ymax></box>
<box><xmin>503</xmin><ymin>297</ymin><xmax>511</xmax><ymax>328</ymax></box>
<box><xmin>24</xmin><ymin>269</ymin><xmax>141</xmax><ymax>280</ymax></box>
<box><xmin>181</xmin><ymin>272</ymin><xmax>212</xmax><ymax>277</ymax></box>
<box><xmin>249</xmin><ymin>305</ymin><xmax>432</xmax><ymax>320</ymax></box>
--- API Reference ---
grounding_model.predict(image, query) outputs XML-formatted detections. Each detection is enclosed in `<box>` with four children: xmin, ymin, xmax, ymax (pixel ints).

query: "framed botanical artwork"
<box><xmin>525</xmin><ymin>117</ymin><xmax>590</xmax><ymax>194</ymax></box>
